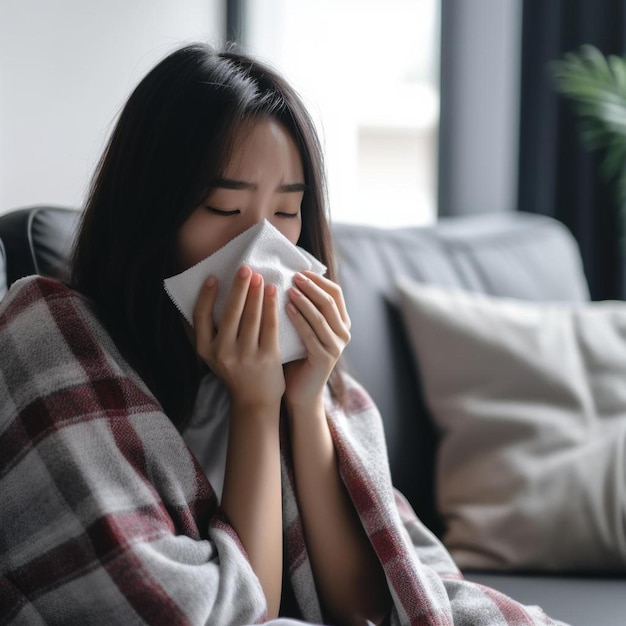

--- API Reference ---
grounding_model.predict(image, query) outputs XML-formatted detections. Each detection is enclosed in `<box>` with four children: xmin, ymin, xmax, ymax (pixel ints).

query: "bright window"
<box><xmin>243</xmin><ymin>0</ymin><xmax>440</xmax><ymax>227</ymax></box>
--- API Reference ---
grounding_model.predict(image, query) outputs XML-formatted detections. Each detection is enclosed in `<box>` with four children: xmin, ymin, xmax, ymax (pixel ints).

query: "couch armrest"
<box><xmin>0</xmin><ymin>236</ymin><xmax>6</xmax><ymax>300</ymax></box>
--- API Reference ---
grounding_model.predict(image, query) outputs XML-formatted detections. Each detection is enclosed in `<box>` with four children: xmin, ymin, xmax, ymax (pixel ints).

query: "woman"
<box><xmin>0</xmin><ymin>43</ymin><xmax>565</xmax><ymax>625</ymax></box>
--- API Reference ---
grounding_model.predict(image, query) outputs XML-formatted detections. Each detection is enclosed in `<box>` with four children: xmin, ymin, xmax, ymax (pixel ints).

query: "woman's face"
<box><xmin>177</xmin><ymin>117</ymin><xmax>305</xmax><ymax>270</ymax></box>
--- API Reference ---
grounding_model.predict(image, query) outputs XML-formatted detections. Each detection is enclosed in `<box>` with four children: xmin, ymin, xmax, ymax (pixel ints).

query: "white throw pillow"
<box><xmin>396</xmin><ymin>277</ymin><xmax>626</xmax><ymax>572</ymax></box>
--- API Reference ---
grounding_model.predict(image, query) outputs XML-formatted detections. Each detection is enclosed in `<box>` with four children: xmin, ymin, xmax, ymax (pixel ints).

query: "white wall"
<box><xmin>0</xmin><ymin>0</ymin><xmax>224</xmax><ymax>215</ymax></box>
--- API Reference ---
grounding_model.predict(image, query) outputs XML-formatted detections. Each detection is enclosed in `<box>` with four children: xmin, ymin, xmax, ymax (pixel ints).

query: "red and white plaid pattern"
<box><xmin>0</xmin><ymin>277</ymin><xmax>566</xmax><ymax>625</ymax></box>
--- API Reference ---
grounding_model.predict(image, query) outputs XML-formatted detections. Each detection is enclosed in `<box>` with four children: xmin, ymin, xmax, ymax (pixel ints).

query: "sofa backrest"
<box><xmin>332</xmin><ymin>212</ymin><xmax>590</xmax><ymax>532</ymax></box>
<box><xmin>0</xmin><ymin>206</ymin><xmax>81</xmax><ymax>287</ymax></box>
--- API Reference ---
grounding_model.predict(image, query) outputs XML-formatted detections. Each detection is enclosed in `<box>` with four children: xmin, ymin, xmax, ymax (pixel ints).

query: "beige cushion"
<box><xmin>396</xmin><ymin>277</ymin><xmax>626</xmax><ymax>572</ymax></box>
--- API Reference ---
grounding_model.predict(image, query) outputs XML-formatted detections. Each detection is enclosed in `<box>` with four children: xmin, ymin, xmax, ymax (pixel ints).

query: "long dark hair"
<box><xmin>71</xmin><ymin>43</ymin><xmax>340</xmax><ymax>430</ymax></box>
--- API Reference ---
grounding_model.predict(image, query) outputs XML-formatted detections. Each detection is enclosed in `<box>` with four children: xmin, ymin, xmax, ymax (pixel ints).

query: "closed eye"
<box><xmin>275</xmin><ymin>212</ymin><xmax>299</xmax><ymax>218</ymax></box>
<box><xmin>205</xmin><ymin>206</ymin><xmax>240</xmax><ymax>216</ymax></box>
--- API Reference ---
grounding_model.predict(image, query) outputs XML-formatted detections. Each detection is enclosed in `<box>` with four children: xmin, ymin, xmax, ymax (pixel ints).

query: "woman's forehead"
<box><xmin>220</xmin><ymin>118</ymin><xmax>304</xmax><ymax>182</ymax></box>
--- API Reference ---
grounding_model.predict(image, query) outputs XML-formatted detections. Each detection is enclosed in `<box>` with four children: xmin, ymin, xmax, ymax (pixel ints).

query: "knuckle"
<box><xmin>213</xmin><ymin>343</ymin><xmax>230</xmax><ymax>365</ymax></box>
<box><xmin>314</xmin><ymin>310</ymin><xmax>326</xmax><ymax>327</ymax></box>
<box><xmin>328</xmin><ymin>282</ymin><xmax>342</xmax><ymax>299</ymax></box>
<box><xmin>330</xmin><ymin>339</ymin><xmax>344</xmax><ymax>357</ymax></box>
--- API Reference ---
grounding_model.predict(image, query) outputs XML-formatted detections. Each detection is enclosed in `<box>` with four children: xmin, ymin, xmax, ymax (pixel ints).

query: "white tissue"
<box><xmin>164</xmin><ymin>219</ymin><xmax>326</xmax><ymax>363</ymax></box>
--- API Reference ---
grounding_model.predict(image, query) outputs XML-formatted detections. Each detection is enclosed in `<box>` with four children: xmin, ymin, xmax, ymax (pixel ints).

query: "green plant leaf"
<box><xmin>609</xmin><ymin>54</ymin><xmax>626</xmax><ymax>94</ymax></box>
<box><xmin>552</xmin><ymin>44</ymin><xmax>626</xmax><ymax>207</ymax></box>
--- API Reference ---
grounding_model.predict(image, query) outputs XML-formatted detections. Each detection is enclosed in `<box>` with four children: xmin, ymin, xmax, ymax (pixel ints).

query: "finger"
<box><xmin>259</xmin><ymin>284</ymin><xmax>280</xmax><ymax>353</ymax></box>
<box><xmin>219</xmin><ymin>265</ymin><xmax>253</xmax><ymax>340</ymax></box>
<box><xmin>299</xmin><ymin>271</ymin><xmax>351</xmax><ymax>329</ymax></box>
<box><xmin>286</xmin><ymin>295</ymin><xmax>344</xmax><ymax>359</ymax></box>
<box><xmin>287</xmin><ymin>286</ymin><xmax>341</xmax><ymax>349</ymax></box>
<box><xmin>238</xmin><ymin>272</ymin><xmax>264</xmax><ymax>347</ymax></box>
<box><xmin>193</xmin><ymin>275</ymin><xmax>218</xmax><ymax>351</ymax></box>
<box><xmin>293</xmin><ymin>272</ymin><xmax>351</xmax><ymax>338</ymax></box>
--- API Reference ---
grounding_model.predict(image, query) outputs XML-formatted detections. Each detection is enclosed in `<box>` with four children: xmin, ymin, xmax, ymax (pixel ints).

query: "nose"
<box><xmin>241</xmin><ymin>203</ymin><xmax>272</xmax><ymax>232</ymax></box>
<box><xmin>243</xmin><ymin>216</ymin><xmax>265</xmax><ymax>231</ymax></box>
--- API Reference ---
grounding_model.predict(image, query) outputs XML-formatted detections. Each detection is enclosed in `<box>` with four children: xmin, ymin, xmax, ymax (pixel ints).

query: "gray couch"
<box><xmin>333</xmin><ymin>213</ymin><xmax>625</xmax><ymax>626</ymax></box>
<box><xmin>0</xmin><ymin>206</ymin><xmax>624</xmax><ymax>624</ymax></box>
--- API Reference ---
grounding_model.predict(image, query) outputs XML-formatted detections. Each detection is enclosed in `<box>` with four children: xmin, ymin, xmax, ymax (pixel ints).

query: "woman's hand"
<box><xmin>194</xmin><ymin>265</ymin><xmax>284</xmax><ymax>617</ymax></box>
<box><xmin>283</xmin><ymin>271</ymin><xmax>351</xmax><ymax>411</ymax></box>
<box><xmin>193</xmin><ymin>265</ymin><xmax>285</xmax><ymax>413</ymax></box>
<box><xmin>283</xmin><ymin>273</ymin><xmax>391</xmax><ymax>624</ymax></box>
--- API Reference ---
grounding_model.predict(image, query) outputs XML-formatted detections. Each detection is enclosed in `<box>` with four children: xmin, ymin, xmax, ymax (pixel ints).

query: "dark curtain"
<box><xmin>226</xmin><ymin>0</ymin><xmax>244</xmax><ymax>44</ymax></box>
<box><xmin>518</xmin><ymin>0</ymin><xmax>626</xmax><ymax>300</ymax></box>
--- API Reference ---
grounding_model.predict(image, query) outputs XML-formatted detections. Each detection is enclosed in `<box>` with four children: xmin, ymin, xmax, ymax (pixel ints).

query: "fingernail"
<box><xmin>265</xmin><ymin>284</ymin><xmax>277</xmax><ymax>297</ymax></box>
<box><xmin>250</xmin><ymin>273</ymin><xmax>262</xmax><ymax>288</ymax></box>
<box><xmin>238</xmin><ymin>265</ymin><xmax>251</xmax><ymax>278</ymax></box>
<box><xmin>294</xmin><ymin>272</ymin><xmax>308</xmax><ymax>283</ymax></box>
<box><xmin>205</xmin><ymin>276</ymin><xmax>216</xmax><ymax>287</ymax></box>
<box><xmin>287</xmin><ymin>302</ymin><xmax>298</xmax><ymax>315</ymax></box>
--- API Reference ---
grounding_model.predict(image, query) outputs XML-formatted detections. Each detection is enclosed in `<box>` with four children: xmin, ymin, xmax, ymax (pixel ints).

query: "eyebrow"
<box><xmin>213</xmin><ymin>178</ymin><xmax>307</xmax><ymax>193</ymax></box>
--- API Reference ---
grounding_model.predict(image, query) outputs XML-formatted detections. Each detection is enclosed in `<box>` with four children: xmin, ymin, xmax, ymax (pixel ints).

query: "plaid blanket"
<box><xmin>0</xmin><ymin>276</ymin><xmax>566</xmax><ymax>626</ymax></box>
